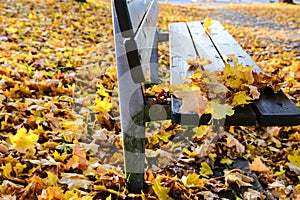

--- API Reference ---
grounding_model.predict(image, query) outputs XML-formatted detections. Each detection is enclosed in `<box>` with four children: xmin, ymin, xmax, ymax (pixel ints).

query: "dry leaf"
<box><xmin>249</xmin><ymin>157</ymin><xmax>269</xmax><ymax>173</ymax></box>
<box><xmin>174</xmin><ymin>90</ymin><xmax>208</xmax><ymax>116</ymax></box>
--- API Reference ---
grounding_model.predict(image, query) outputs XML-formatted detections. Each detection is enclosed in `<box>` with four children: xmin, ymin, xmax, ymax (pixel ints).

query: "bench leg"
<box><xmin>123</xmin><ymin>111</ymin><xmax>145</xmax><ymax>193</ymax></box>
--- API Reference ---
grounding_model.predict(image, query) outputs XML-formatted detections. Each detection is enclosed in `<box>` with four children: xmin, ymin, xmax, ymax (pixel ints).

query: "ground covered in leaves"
<box><xmin>0</xmin><ymin>0</ymin><xmax>299</xmax><ymax>199</ymax></box>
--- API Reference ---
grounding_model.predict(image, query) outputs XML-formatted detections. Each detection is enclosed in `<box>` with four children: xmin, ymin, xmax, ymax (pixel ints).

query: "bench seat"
<box><xmin>170</xmin><ymin>20</ymin><xmax>300</xmax><ymax>126</ymax></box>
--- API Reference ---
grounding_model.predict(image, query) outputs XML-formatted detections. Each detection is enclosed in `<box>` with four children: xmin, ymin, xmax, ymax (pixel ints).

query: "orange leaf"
<box><xmin>249</xmin><ymin>157</ymin><xmax>269</xmax><ymax>173</ymax></box>
<box><xmin>174</xmin><ymin>90</ymin><xmax>208</xmax><ymax>116</ymax></box>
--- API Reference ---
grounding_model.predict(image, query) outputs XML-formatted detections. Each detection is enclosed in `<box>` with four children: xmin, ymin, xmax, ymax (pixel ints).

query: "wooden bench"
<box><xmin>111</xmin><ymin>0</ymin><xmax>300</xmax><ymax>193</ymax></box>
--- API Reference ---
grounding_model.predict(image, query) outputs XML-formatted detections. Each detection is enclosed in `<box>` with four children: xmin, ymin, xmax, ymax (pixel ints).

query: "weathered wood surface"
<box><xmin>207</xmin><ymin>20</ymin><xmax>262</xmax><ymax>72</ymax></box>
<box><xmin>170</xmin><ymin>22</ymin><xmax>197</xmax><ymax>86</ymax></box>
<box><xmin>112</xmin><ymin>1</ymin><xmax>146</xmax><ymax>193</ymax></box>
<box><xmin>187</xmin><ymin>21</ymin><xmax>224</xmax><ymax>72</ymax></box>
<box><xmin>124</xmin><ymin>0</ymin><xmax>158</xmax><ymax>83</ymax></box>
<box><xmin>113</xmin><ymin>0</ymin><xmax>153</xmax><ymax>38</ymax></box>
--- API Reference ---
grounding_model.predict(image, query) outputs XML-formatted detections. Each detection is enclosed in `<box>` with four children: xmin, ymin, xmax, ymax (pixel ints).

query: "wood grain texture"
<box><xmin>187</xmin><ymin>21</ymin><xmax>224</xmax><ymax>72</ymax></box>
<box><xmin>170</xmin><ymin>21</ymin><xmax>257</xmax><ymax>126</ymax></box>
<box><xmin>170</xmin><ymin>22</ymin><xmax>197</xmax><ymax>86</ymax></box>
<box><xmin>208</xmin><ymin>20</ymin><xmax>262</xmax><ymax>72</ymax></box>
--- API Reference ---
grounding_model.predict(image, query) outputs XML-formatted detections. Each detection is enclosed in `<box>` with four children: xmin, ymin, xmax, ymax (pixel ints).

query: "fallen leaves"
<box><xmin>0</xmin><ymin>0</ymin><xmax>299</xmax><ymax>199</ymax></box>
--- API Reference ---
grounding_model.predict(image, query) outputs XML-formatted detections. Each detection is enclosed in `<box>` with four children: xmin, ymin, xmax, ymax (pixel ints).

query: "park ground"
<box><xmin>0</xmin><ymin>0</ymin><xmax>299</xmax><ymax>199</ymax></box>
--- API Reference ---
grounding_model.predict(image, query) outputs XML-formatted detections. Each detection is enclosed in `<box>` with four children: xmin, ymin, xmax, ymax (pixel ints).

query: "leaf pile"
<box><xmin>0</xmin><ymin>0</ymin><xmax>299</xmax><ymax>199</ymax></box>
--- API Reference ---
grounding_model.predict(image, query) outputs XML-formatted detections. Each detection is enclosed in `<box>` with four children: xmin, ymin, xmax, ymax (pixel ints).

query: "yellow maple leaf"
<box><xmin>209</xmin><ymin>101</ymin><xmax>234</xmax><ymax>119</ymax></box>
<box><xmin>93</xmin><ymin>97</ymin><xmax>112</xmax><ymax>113</ymax></box>
<box><xmin>53</xmin><ymin>150</ymin><xmax>69</xmax><ymax>162</ymax></box>
<box><xmin>47</xmin><ymin>171</ymin><xmax>58</xmax><ymax>186</ymax></box>
<box><xmin>223</xmin><ymin>63</ymin><xmax>254</xmax><ymax>90</ymax></box>
<box><xmin>9</xmin><ymin>127</ymin><xmax>39</xmax><ymax>150</ymax></box>
<box><xmin>152</xmin><ymin>177</ymin><xmax>173</xmax><ymax>200</ymax></box>
<box><xmin>231</xmin><ymin>91</ymin><xmax>253</xmax><ymax>107</ymax></box>
<box><xmin>181</xmin><ymin>173</ymin><xmax>207</xmax><ymax>188</ymax></box>
<box><xmin>200</xmin><ymin>162</ymin><xmax>213</xmax><ymax>176</ymax></box>
<box><xmin>287</xmin><ymin>149</ymin><xmax>300</xmax><ymax>168</ymax></box>
<box><xmin>220</xmin><ymin>158</ymin><xmax>233</xmax><ymax>166</ymax></box>
<box><xmin>193</xmin><ymin>126</ymin><xmax>210</xmax><ymax>139</ymax></box>
<box><xmin>0</xmin><ymin>163</ymin><xmax>13</xmax><ymax>179</ymax></box>
<box><xmin>203</xmin><ymin>17</ymin><xmax>212</xmax><ymax>32</ymax></box>
<box><xmin>13</xmin><ymin>163</ymin><xmax>27</xmax><ymax>177</ymax></box>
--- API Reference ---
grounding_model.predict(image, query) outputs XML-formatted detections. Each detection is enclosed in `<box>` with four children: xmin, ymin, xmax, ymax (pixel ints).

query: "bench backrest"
<box><xmin>114</xmin><ymin>0</ymin><xmax>159</xmax><ymax>83</ymax></box>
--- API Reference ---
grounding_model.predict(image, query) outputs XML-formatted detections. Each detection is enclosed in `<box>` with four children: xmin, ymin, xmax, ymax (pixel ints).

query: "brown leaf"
<box><xmin>174</xmin><ymin>90</ymin><xmax>208</xmax><ymax>116</ymax></box>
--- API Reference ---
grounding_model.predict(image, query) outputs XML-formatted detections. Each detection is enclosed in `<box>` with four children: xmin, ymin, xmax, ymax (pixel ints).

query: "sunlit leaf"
<box><xmin>47</xmin><ymin>171</ymin><xmax>59</xmax><ymax>186</ymax></box>
<box><xmin>153</xmin><ymin>177</ymin><xmax>173</xmax><ymax>200</ymax></box>
<box><xmin>231</xmin><ymin>91</ymin><xmax>253</xmax><ymax>107</ymax></box>
<box><xmin>224</xmin><ymin>169</ymin><xmax>253</xmax><ymax>188</ymax></box>
<box><xmin>209</xmin><ymin>100</ymin><xmax>234</xmax><ymax>119</ymax></box>
<box><xmin>200</xmin><ymin>162</ymin><xmax>213</xmax><ymax>176</ymax></box>
<box><xmin>0</xmin><ymin>163</ymin><xmax>13</xmax><ymax>179</ymax></box>
<box><xmin>174</xmin><ymin>90</ymin><xmax>208</xmax><ymax>116</ymax></box>
<box><xmin>9</xmin><ymin>127</ymin><xmax>39</xmax><ymax>150</ymax></box>
<box><xmin>93</xmin><ymin>97</ymin><xmax>112</xmax><ymax>113</ymax></box>
<box><xmin>181</xmin><ymin>173</ymin><xmax>207</xmax><ymax>188</ymax></box>
<box><xmin>203</xmin><ymin>17</ymin><xmax>212</xmax><ymax>32</ymax></box>
<box><xmin>288</xmin><ymin>149</ymin><xmax>300</xmax><ymax>168</ymax></box>
<box><xmin>193</xmin><ymin>126</ymin><xmax>210</xmax><ymax>139</ymax></box>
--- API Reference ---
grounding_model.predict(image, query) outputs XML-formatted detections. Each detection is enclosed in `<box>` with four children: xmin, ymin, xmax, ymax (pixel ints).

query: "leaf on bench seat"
<box><xmin>173</xmin><ymin>90</ymin><xmax>208</xmax><ymax>117</ymax></box>
<box><xmin>203</xmin><ymin>17</ymin><xmax>212</xmax><ymax>33</ymax></box>
<box><xmin>209</xmin><ymin>100</ymin><xmax>234</xmax><ymax>120</ymax></box>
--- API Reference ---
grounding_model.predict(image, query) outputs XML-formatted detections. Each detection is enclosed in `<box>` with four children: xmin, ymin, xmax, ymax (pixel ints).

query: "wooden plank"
<box><xmin>208</xmin><ymin>20</ymin><xmax>262</xmax><ymax>73</ymax></box>
<box><xmin>187</xmin><ymin>21</ymin><xmax>224</xmax><ymax>72</ymax></box>
<box><xmin>112</xmin><ymin>3</ymin><xmax>145</xmax><ymax>193</ymax></box>
<box><xmin>252</xmin><ymin>88</ymin><xmax>300</xmax><ymax>126</ymax></box>
<box><xmin>124</xmin><ymin>0</ymin><xmax>158</xmax><ymax>83</ymax></box>
<box><xmin>170</xmin><ymin>22</ymin><xmax>197</xmax><ymax>85</ymax></box>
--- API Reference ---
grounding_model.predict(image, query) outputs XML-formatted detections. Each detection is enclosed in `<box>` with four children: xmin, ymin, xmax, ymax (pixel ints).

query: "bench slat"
<box><xmin>208</xmin><ymin>20</ymin><xmax>262</xmax><ymax>73</ymax></box>
<box><xmin>170</xmin><ymin>22</ymin><xmax>199</xmax><ymax>86</ymax></box>
<box><xmin>207</xmin><ymin>20</ymin><xmax>300</xmax><ymax>126</ymax></box>
<box><xmin>187</xmin><ymin>21</ymin><xmax>224</xmax><ymax>72</ymax></box>
<box><xmin>253</xmin><ymin>88</ymin><xmax>300</xmax><ymax>126</ymax></box>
